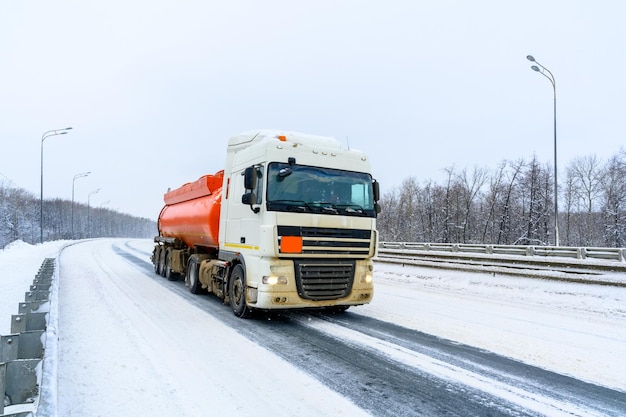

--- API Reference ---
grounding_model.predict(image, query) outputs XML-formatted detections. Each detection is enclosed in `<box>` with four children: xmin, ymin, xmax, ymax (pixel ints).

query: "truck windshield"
<box><xmin>266</xmin><ymin>162</ymin><xmax>377</xmax><ymax>217</ymax></box>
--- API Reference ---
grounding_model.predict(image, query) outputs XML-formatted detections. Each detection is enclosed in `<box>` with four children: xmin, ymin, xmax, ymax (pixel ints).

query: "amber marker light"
<box><xmin>280</xmin><ymin>235</ymin><xmax>303</xmax><ymax>253</ymax></box>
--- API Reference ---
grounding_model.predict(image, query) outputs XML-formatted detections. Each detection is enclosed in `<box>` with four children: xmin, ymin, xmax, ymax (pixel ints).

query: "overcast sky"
<box><xmin>1</xmin><ymin>1</ymin><xmax>625</xmax><ymax>219</ymax></box>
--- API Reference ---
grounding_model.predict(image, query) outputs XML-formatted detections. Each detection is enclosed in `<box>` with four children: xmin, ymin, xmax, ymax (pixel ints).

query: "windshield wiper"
<box><xmin>269</xmin><ymin>200</ymin><xmax>312</xmax><ymax>212</ymax></box>
<box><xmin>320</xmin><ymin>205</ymin><xmax>339</xmax><ymax>214</ymax></box>
<box><xmin>270</xmin><ymin>200</ymin><xmax>368</xmax><ymax>215</ymax></box>
<box><xmin>335</xmin><ymin>204</ymin><xmax>367</xmax><ymax>215</ymax></box>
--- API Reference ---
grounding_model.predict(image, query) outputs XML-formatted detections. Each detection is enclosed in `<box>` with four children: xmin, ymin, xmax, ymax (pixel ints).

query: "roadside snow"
<box><xmin>357</xmin><ymin>262</ymin><xmax>626</xmax><ymax>392</ymax></box>
<box><xmin>0</xmin><ymin>240</ymin><xmax>70</xmax><ymax>335</ymax></box>
<box><xmin>1</xmin><ymin>238</ymin><xmax>625</xmax><ymax>417</ymax></box>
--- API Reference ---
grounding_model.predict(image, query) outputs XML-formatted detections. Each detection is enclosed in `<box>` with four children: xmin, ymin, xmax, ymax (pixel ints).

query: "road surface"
<box><xmin>51</xmin><ymin>239</ymin><xmax>626</xmax><ymax>416</ymax></box>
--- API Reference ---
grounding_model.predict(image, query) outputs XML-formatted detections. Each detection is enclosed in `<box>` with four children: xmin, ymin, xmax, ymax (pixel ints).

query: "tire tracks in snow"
<box><xmin>115</xmin><ymin>241</ymin><xmax>626</xmax><ymax>417</ymax></box>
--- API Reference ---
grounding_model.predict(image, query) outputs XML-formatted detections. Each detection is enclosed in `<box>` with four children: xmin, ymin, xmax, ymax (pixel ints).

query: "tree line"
<box><xmin>377</xmin><ymin>150</ymin><xmax>626</xmax><ymax>248</ymax></box>
<box><xmin>1</xmin><ymin>183</ymin><xmax>157</xmax><ymax>248</ymax></box>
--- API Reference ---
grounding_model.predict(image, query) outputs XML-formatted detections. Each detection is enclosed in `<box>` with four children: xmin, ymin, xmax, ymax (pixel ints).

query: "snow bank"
<box><xmin>0</xmin><ymin>240</ymin><xmax>70</xmax><ymax>335</ymax></box>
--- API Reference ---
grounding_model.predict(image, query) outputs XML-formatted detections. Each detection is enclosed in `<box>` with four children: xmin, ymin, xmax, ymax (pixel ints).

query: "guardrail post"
<box><xmin>0</xmin><ymin>361</ymin><xmax>5</xmax><ymax>414</ymax></box>
<box><xmin>0</xmin><ymin>335</ymin><xmax>19</xmax><ymax>363</ymax></box>
<box><xmin>23</xmin><ymin>289</ymin><xmax>49</xmax><ymax>303</ymax></box>
<box><xmin>1</xmin><ymin>258</ymin><xmax>55</xmax><ymax>416</ymax></box>
<box><xmin>4</xmin><ymin>359</ymin><xmax>40</xmax><ymax>409</ymax></box>
<box><xmin>10</xmin><ymin>312</ymin><xmax>47</xmax><ymax>334</ymax></box>
<box><xmin>17</xmin><ymin>331</ymin><xmax>45</xmax><ymax>360</ymax></box>
<box><xmin>17</xmin><ymin>301</ymin><xmax>45</xmax><ymax>314</ymax></box>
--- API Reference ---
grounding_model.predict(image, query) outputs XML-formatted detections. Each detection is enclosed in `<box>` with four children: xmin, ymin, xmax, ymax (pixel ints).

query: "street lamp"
<box><xmin>88</xmin><ymin>188</ymin><xmax>100</xmax><ymax>238</ymax></box>
<box><xmin>72</xmin><ymin>171</ymin><xmax>91</xmax><ymax>239</ymax></box>
<box><xmin>40</xmin><ymin>127</ymin><xmax>73</xmax><ymax>243</ymax></box>
<box><xmin>527</xmin><ymin>55</ymin><xmax>559</xmax><ymax>246</ymax></box>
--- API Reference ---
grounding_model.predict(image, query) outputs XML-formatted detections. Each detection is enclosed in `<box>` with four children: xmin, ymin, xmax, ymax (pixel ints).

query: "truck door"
<box><xmin>225</xmin><ymin>165</ymin><xmax>263</xmax><ymax>254</ymax></box>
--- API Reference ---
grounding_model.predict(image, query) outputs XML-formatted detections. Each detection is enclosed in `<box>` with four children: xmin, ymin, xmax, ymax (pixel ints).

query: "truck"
<box><xmin>151</xmin><ymin>130</ymin><xmax>380</xmax><ymax>317</ymax></box>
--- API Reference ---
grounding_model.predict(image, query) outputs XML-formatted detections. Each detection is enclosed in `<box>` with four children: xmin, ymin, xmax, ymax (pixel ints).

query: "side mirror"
<box><xmin>244</xmin><ymin>167</ymin><xmax>257</xmax><ymax>190</ymax></box>
<box><xmin>242</xmin><ymin>192</ymin><xmax>255</xmax><ymax>205</ymax></box>
<box><xmin>372</xmin><ymin>180</ymin><xmax>380</xmax><ymax>202</ymax></box>
<box><xmin>242</xmin><ymin>192</ymin><xmax>260</xmax><ymax>213</ymax></box>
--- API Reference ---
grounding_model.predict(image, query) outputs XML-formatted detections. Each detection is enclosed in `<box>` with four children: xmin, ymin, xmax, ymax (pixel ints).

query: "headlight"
<box><xmin>262</xmin><ymin>275</ymin><xmax>288</xmax><ymax>285</ymax></box>
<box><xmin>360</xmin><ymin>273</ymin><xmax>373</xmax><ymax>284</ymax></box>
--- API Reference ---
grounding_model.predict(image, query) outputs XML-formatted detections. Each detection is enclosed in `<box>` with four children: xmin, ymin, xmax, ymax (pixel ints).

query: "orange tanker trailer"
<box><xmin>157</xmin><ymin>171</ymin><xmax>224</xmax><ymax>249</ymax></box>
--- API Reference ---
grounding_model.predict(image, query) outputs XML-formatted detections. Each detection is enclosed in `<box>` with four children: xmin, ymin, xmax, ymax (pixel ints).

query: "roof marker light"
<box><xmin>277</xmin><ymin>135</ymin><xmax>287</xmax><ymax>141</ymax></box>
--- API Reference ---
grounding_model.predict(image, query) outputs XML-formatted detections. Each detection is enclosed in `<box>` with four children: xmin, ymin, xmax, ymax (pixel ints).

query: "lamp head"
<box><xmin>531</xmin><ymin>65</ymin><xmax>540</xmax><ymax>72</ymax></box>
<box><xmin>526</xmin><ymin>55</ymin><xmax>536</xmax><ymax>62</ymax></box>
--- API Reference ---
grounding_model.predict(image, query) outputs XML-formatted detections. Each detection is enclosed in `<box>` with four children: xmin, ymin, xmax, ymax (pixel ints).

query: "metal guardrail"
<box><xmin>378</xmin><ymin>242</ymin><xmax>626</xmax><ymax>263</ymax></box>
<box><xmin>1</xmin><ymin>258</ymin><xmax>55</xmax><ymax>417</ymax></box>
<box><xmin>376</xmin><ymin>242</ymin><xmax>626</xmax><ymax>286</ymax></box>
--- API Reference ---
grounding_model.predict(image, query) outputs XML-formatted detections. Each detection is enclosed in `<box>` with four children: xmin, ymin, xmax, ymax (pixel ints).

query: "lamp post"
<box><xmin>40</xmin><ymin>127</ymin><xmax>73</xmax><ymax>243</ymax></box>
<box><xmin>72</xmin><ymin>171</ymin><xmax>91</xmax><ymax>239</ymax></box>
<box><xmin>527</xmin><ymin>55</ymin><xmax>559</xmax><ymax>246</ymax></box>
<box><xmin>87</xmin><ymin>188</ymin><xmax>100</xmax><ymax>238</ymax></box>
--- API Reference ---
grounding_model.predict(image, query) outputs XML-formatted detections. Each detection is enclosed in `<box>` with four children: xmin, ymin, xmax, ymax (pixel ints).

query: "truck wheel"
<box><xmin>153</xmin><ymin>246</ymin><xmax>162</xmax><ymax>275</ymax></box>
<box><xmin>159</xmin><ymin>248</ymin><xmax>167</xmax><ymax>277</ymax></box>
<box><xmin>187</xmin><ymin>258</ymin><xmax>202</xmax><ymax>294</ymax></box>
<box><xmin>165</xmin><ymin>250</ymin><xmax>178</xmax><ymax>281</ymax></box>
<box><xmin>229</xmin><ymin>264</ymin><xmax>252</xmax><ymax>318</ymax></box>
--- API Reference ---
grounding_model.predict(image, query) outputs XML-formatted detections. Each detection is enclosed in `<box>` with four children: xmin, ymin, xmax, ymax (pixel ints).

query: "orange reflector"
<box><xmin>277</xmin><ymin>135</ymin><xmax>287</xmax><ymax>141</ymax></box>
<box><xmin>280</xmin><ymin>236</ymin><xmax>302</xmax><ymax>253</ymax></box>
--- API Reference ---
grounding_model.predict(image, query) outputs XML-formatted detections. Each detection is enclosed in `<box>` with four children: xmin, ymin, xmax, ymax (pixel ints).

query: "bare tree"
<box><xmin>457</xmin><ymin>166</ymin><xmax>488</xmax><ymax>243</ymax></box>
<box><xmin>566</xmin><ymin>155</ymin><xmax>603</xmax><ymax>245</ymax></box>
<box><xmin>517</xmin><ymin>155</ymin><xmax>552</xmax><ymax>245</ymax></box>
<box><xmin>600</xmin><ymin>152</ymin><xmax>626</xmax><ymax>247</ymax></box>
<box><xmin>562</xmin><ymin>170</ymin><xmax>577</xmax><ymax>246</ymax></box>
<box><xmin>441</xmin><ymin>166</ymin><xmax>456</xmax><ymax>243</ymax></box>
<box><xmin>497</xmin><ymin>159</ymin><xmax>525</xmax><ymax>244</ymax></box>
<box><xmin>375</xmin><ymin>150</ymin><xmax>626</xmax><ymax>249</ymax></box>
<box><xmin>398</xmin><ymin>177</ymin><xmax>421</xmax><ymax>241</ymax></box>
<box><xmin>377</xmin><ymin>187</ymin><xmax>400</xmax><ymax>241</ymax></box>
<box><xmin>0</xmin><ymin>182</ymin><xmax>156</xmax><ymax>248</ymax></box>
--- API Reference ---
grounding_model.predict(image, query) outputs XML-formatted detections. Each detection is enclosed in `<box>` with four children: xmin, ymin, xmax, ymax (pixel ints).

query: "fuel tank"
<box><xmin>158</xmin><ymin>171</ymin><xmax>224</xmax><ymax>248</ymax></box>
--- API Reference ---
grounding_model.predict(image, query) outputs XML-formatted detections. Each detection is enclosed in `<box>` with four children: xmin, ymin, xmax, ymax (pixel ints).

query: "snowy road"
<box><xmin>50</xmin><ymin>239</ymin><xmax>626</xmax><ymax>416</ymax></box>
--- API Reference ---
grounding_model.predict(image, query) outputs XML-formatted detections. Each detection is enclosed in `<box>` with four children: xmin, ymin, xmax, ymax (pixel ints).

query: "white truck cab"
<box><xmin>217</xmin><ymin>130</ymin><xmax>379</xmax><ymax>316</ymax></box>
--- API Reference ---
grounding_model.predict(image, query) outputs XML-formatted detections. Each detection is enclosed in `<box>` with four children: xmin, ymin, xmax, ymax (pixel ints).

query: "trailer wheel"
<box><xmin>229</xmin><ymin>264</ymin><xmax>252</xmax><ymax>318</ymax></box>
<box><xmin>187</xmin><ymin>257</ymin><xmax>202</xmax><ymax>294</ymax></box>
<box><xmin>159</xmin><ymin>248</ymin><xmax>167</xmax><ymax>277</ymax></box>
<box><xmin>165</xmin><ymin>249</ymin><xmax>179</xmax><ymax>281</ymax></box>
<box><xmin>153</xmin><ymin>246</ymin><xmax>162</xmax><ymax>275</ymax></box>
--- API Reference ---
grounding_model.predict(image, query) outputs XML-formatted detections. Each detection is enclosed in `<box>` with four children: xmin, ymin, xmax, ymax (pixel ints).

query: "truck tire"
<box><xmin>165</xmin><ymin>249</ymin><xmax>179</xmax><ymax>281</ymax></box>
<box><xmin>187</xmin><ymin>257</ymin><xmax>202</xmax><ymax>294</ymax></box>
<box><xmin>159</xmin><ymin>248</ymin><xmax>167</xmax><ymax>277</ymax></box>
<box><xmin>229</xmin><ymin>264</ymin><xmax>252</xmax><ymax>318</ymax></box>
<box><xmin>153</xmin><ymin>246</ymin><xmax>162</xmax><ymax>275</ymax></box>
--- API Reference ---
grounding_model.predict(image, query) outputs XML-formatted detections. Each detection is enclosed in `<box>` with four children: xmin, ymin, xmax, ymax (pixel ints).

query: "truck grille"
<box><xmin>277</xmin><ymin>226</ymin><xmax>372</xmax><ymax>257</ymax></box>
<box><xmin>294</xmin><ymin>260</ymin><xmax>355</xmax><ymax>300</ymax></box>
